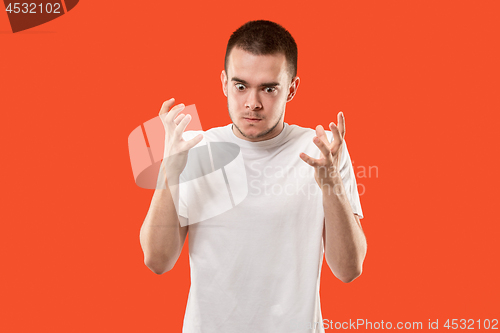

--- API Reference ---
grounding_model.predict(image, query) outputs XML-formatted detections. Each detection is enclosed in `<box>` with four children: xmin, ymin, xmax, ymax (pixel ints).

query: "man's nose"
<box><xmin>244</xmin><ymin>90</ymin><xmax>262</xmax><ymax>110</ymax></box>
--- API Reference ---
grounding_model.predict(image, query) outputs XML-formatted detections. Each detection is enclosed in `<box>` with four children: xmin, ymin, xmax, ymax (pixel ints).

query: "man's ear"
<box><xmin>286</xmin><ymin>76</ymin><xmax>300</xmax><ymax>102</ymax></box>
<box><xmin>221</xmin><ymin>70</ymin><xmax>228</xmax><ymax>97</ymax></box>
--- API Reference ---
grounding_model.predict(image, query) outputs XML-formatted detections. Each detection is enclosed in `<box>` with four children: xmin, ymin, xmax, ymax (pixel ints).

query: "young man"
<box><xmin>140</xmin><ymin>20</ymin><xmax>367</xmax><ymax>333</ymax></box>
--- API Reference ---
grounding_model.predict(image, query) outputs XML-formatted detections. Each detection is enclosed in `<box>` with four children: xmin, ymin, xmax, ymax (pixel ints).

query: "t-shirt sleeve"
<box><xmin>326</xmin><ymin>133</ymin><xmax>364</xmax><ymax>219</ymax></box>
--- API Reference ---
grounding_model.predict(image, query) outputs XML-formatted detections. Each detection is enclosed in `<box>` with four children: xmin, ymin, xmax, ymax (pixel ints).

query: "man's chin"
<box><xmin>236</xmin><ymin>124</ymin><xmax>266</xmax><ymax>139</ymax></box>
<box><xmin>240</xmin><ymin>130</ymin><xmax>262</xmax><ymax>139</ymax></box>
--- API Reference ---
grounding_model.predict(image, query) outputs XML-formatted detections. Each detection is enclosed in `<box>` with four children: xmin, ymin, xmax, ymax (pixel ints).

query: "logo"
<box><xmin>128</xmin><ymin>104</ymin><xmax>249</xmax><ymax>225</ymax></box>
<box><xmin>3</xmin><ymin>1</ymin><xmax>78</xmax><ymax>33</ymax></box>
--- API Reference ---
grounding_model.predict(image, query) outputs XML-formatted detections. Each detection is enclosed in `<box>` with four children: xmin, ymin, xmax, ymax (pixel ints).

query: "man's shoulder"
<box><xmin>205</xmin><ymin>124</ymin><xmax>232</xmax><ymax>135</ymax></box>
<box><xmin>286</xmin><ymin>123</ymin><xmax>334</xmax><ymax>141</ymax></box>
<box><xmin>287</xmin><ymin>123</ymin><xmax>314</xmax><ymax>135</ymax></box>
<box><xmin>182</xmin><ymin>124</ymin><xmax>232</xmax><ymax>148</ymax></box>
<box><xmin>183</xmin><ymin>124</ymin><xmax>230</xmax><ymax>138</ymax></box>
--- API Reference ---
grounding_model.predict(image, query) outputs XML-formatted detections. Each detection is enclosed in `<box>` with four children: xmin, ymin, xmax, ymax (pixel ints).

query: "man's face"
<box><xmin>221</xmin><ymin>47</ymin><xmax>300</xmax><ymax>142</ymax></box>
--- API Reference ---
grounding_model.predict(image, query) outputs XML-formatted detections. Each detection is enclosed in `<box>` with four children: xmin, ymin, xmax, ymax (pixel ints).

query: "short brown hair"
<box><xmin>224</xmin><ymin>20</ymin><xmax>298</xmax><ymax>80</ymax></box>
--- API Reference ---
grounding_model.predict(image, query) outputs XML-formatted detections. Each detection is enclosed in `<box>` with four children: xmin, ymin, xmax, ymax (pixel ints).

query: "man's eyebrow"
<box><xmin>231</xmin><ymin>77</ymin><xmax>280</xmax><ymax>87</ymax></box>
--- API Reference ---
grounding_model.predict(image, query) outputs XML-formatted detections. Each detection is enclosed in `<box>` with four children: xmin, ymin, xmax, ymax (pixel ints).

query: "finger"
<box><xmin>183</xmin><ymin>134</ymin><xmax>204</xmax><ymax>151</ymax></box>
<box><xmin>300</xmin><ymin>152</ymin><xmax>321</xmax><ymax>167</ymax></box>
<box><xmin>159</xmin><ymin>98</ymin><xmax>175</xmax><ymax>116</ymax></box>
<box><xmin>338</xmin><ymin>112</ymin><xmax>346</xmax><ymax>139</ymax></box>
<box><xmin>315</xmin><ymin>125</ymin><xmax>329</xmax><ymax>144</ymax></box>
<box><xmin>174</xmin><ymin>113</ymin><xmax>192</xmax><ymax>138</ymax></box>
<box><xmin>166</xmin><ymin>103</ymin><xmax>185</xmax><ymax>122</ymax></box>
<box><xmin>174</xmin><ymin>113</ymin><xmax>186</xmax><ymax>125</ymax></box>
<box><xmin>329</xmin><ymin>121</ymin><xmax>343</xmax><ymax>152</ymax></box>
<box><xmin>313</xmin><ymin>136</ymin><xmax>332</xmax><ymax>159</ymax></box>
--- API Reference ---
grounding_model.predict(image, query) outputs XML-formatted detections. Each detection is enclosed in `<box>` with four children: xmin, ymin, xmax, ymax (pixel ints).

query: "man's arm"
<box><xmin>322</xmin><ymin>180</ymin><xmax>367</xmax><ymax>283</ymax></box>
<box><xmin>139</xmin><ymin>98</ymin><xmax>202</xmax><ymax>275</ymax></box>
<box><xmin>140</xmin><ymin>181</ymin><xmax>188</xmax><ymax>275</ymax></box>
<box><xmin>300</xmin><ymin>111</ymin><xmax>367</xmax><ymax>283</ymax></box>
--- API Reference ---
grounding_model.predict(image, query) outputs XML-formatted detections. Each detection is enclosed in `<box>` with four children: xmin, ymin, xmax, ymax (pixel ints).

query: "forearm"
<box><xmin>140</xmin><ymin>177</ymin><xmax>187</xmax><ymax>274</ymax></box>
<box><xmin>322</xmin><ymin>177</ymin><xmax>367</xmax><ymax>283</ymax></box>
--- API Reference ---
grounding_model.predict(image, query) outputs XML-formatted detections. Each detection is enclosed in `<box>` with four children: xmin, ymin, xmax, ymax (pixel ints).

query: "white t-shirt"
<box><xmin>178</xmin><ymin>122</ymin><xmax>363</xmax><ymax>333</ymax></box>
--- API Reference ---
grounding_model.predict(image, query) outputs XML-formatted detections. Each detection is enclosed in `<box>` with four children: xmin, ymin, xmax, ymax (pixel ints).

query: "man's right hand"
<box><xmin>158</xmin><ymin>98</ymin><xmax>203</xmax><ymax>186</ymax></box>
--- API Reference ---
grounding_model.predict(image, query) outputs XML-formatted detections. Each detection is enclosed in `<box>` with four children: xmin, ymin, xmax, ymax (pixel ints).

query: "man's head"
<box><xmin>221</xmin><ymin>20</ymin><xmax>300</xmax><ymax>142</ymax></box>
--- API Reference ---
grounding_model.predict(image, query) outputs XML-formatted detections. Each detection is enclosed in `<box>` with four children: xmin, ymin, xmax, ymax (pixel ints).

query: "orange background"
<box><xmin>1</xmin><ymin>1</ymin><xmax>499</xmax><ymax>331</ymax></box>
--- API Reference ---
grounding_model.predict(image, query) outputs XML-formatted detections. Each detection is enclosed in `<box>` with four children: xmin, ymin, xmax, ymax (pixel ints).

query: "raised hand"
<box><xmin>158</xmin><ymin>98</ymin><xmax>203</xmax><ymax>186</ymax></box>
<box><xmin>299</xmin><ymin>112</ymin><xmax>345</xmax><ymax>188</ymax></box>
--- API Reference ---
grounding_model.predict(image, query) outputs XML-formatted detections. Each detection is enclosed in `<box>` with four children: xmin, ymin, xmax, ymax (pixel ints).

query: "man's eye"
<box><xmin>235</xmin><ymin>84</ymin><xmax>245</xmax><ymax>91</ymax></box>
<box><xmin>264</xmin><ymin>87</ymin><xmax>276</xmax><ymax>93</ymax></box>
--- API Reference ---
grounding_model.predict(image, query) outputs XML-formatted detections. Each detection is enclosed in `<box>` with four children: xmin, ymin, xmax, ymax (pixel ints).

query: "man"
<box><xmin>140</xmin><ymin>20</ymin><xmax>367</xmax><ymax>333</ymax></box>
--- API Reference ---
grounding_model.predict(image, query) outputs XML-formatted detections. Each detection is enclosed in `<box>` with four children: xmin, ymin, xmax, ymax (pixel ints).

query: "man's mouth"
<box><xmin>243</xmin><ymin>117</ymin><xmax>262</xmax><ymax>123</ymax></box>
